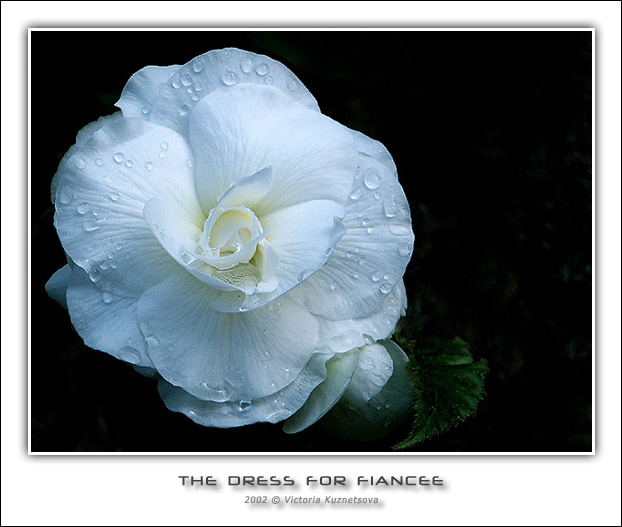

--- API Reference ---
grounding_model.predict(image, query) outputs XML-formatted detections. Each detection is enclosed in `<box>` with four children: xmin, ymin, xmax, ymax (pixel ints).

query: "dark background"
<box><xmin>31</xmin><ymin>31</ymin><xmax>592</xmax><ymax>452</ymax></box>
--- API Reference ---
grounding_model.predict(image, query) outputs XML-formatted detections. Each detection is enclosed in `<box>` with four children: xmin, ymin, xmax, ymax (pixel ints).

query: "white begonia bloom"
<box><xmin>45</xmin><ymin>48</ymin><xmax>415</xmax><ymax>432</ymax></box>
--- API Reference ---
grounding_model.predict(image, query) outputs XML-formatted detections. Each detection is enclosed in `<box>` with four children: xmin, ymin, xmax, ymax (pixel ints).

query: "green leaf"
<box><xmin>394</xmin><ymin>337</ymin><xmax>488</xmax><ymax>450</ymax></box>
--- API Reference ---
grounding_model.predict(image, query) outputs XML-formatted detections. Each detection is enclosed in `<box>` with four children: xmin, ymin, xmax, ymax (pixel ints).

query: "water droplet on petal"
<box><xmin>221</xmin><ymin>70</ymin><xmax>238</xmax><ymax>86</ymax></box>
<box><xmin>380</xmin><ymin>282</ymin><xmax>392</xmax><ymax>294</ymax></box>
<box><xmin>180</xmin><ymin>104</ymin><xmax>190</xmax><ymax>115</ymax></box>
<box><xmin>77</xmin><ymin>203</ymin><xmax>90</xmax><ymax>214</ymax></box>
<box><xmin>371</xmin><ymin>271</ymin><xmax>381</xmax><ymax>282</ymax></box>
<box><xmin>58</xmin><ymin>188</ymin><xmax>73</xmax><ymax>204</ymax></box>
<box><xmin>363</xmin><ymin>168</ymin><xmax>381</xmax><ymax>189</ymax></box>
<box><xmin>125</xmin><ymin>159</ymin><xmax>133</xmax><ymax>168</ymax></box>
<box><xmin>192</xmin><ymin>59</ymin><xmax>203</xmax><ymax>73</ymax></box>
<box><xmin>286</xmin><ymin>78</ymin><xmax>300</xmax><ymax>91</ymax></box>
<box><xmin>255</xmin><ymin>63</ymin><xmax>269</xmax><ymax>76</ymax></box>
<box><xmin>389</xmin><ymin>224</ymin><xmax>410</xmax><ymax>236</ymax></box>
<box><xmin>102</xmin><ymin>292</ymin><xmax>113</xmax><ymax>304</ymax></box>
<box><xmin>141</xmin><ymin>106</ymin><xmax>150</xmax><ymax>115</ymax></box>
<box><xmin>191</xmin><ymin>93</ymin><xmax>199</xmax><ymax>101</ymax></box>
<box><xmin>181</xmin><ymin>72</ymin><xmax>192</xmax><ymax>86</ymax></box>
<box><xmin>95</xmin><ymin>158</ymin><xmax>103</xmax><ymax>167</ymax></box>
<box><xmin>160</xmin><ymin>141</ymin><xmax>168</xmax><ymax>150</ymax></box>
<box><xmin>265</xmin><ymin>75</ymin><xmax>273</xmax><ymax>85</ymax></box>
<box><xmin>240</xmin><ymin>57</ymin><xmax>253</xmax><ymax>73</ymax></box>
<box><xmin>84</xmin><ymin>216</ymin><xmax>101</xmax><ymax>231</ymax></box>
<box><xmin>144</xmin><ymin>161</ymin><xmax>153</xmax><ymax>171</ymax></box>
<box><xmin>113</xmin><ymin>153</ymin><xmax>123</xmax><ymax>163</ymax></box>
<box><xmin>109</xmin><ymin>191</ymin><xmax>120</xmax><ymax>201</ymax></box>
<box><xmin>238</xmin><ymin>400</ymin><xmax>252</xmax><ymax>411</ymax></box>
<box><xmin>349</xmin><ymin>187</ymin><xmax>362</xmax><ymax>200</ymax></box>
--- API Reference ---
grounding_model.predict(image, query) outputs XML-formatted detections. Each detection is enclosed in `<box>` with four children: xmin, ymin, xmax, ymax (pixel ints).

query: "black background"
<box><xmin>31</xmin><ymin>31</ymin><xmax>592</xmax><ymax>452</ymax></box>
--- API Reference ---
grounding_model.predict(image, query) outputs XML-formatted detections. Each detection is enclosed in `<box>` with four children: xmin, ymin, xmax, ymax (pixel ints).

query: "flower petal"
<box><xmin>321</xmin><ymin>340</ymin><xmax>415</xmax><ymax>441</ymax></box>
<box><xmin>291</xmin><ymin>152</ymin><xmax>414</xmax><ymax>320</ymax></box>
<box><xmin>51</xmin><ymin>112</ymin><xmax>123</xmax><ymax>203</ymax></box>
<box><xmin>344</xmin><ymin>343</ymin><xmax>393</xmax><ymax>404</ymax></box>
<box><xmin>53</xmin><ymin>117</ymin><xmax>203</xmax><ymax>297</ymax></box>
<box><xmin>282</xmin><ymin>351</ymin><xmax>359</xmax><ymax>434</ymax></box>
<box><xmin>189</xmin><ymin>84</ymin><xmax>357</xmax><ymax>215</ymax></box>
<box><xmin>45</xmin><ymin>264</ymin><xmax>72</xmax><ymax>309</ymax></box>
<box><xmin>158</xmin><ymin>353</ymin><xmax>333</xmax><ymax>428</ymax></box>
<box><xmin>65</xmin><ymin>266</ymin><xmax>153</xmax><ymax>368</ymax></box>
<box><xmin>149</xmin><ymin>48</ymin><xmax>320</xmax><ymax>137</ymax></box>
<box><xmin>316</xmin><ymin>280</ymin><xmax>407</xmax><ymax>354</ymax></box>
<box><xmin>348</xmin><ymin>128</ymin><xmax>398</xmax><ymax>176</ymax></box>
<box><xmin>115</xmin><ymin>65</ymin><xmax>179</xmax><ymax>119</ymax></box>
<box><xmin>136</xmin><ymin>271</ymin><xmax>321</xmax><ymax>403</ymax></box>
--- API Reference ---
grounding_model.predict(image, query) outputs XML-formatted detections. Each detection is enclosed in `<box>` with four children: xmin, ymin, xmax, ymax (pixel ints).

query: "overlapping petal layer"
<box><xmin>46</xmin><ymin>47</ymin><xmax>415</xmax><ymax>437</ymax></box>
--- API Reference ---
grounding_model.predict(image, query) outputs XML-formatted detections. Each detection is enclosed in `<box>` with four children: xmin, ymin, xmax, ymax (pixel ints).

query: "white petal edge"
<box><xmin>51</xmin><ymin>112</ymin><xmax>123</xmax><ymax>204</ymax></box>
<box><xmin>282</xmin><ymin>351</ymin><xmax>359</xmax><ymax>434</ymax></box>
<box><xmin>53</xmin><ymin>117</ymin><xmax>203</xmax><ymax>298</ymax></box>
<box><xmin>321</xmin><ymin>340</ymin><xmax>414</xmax><ymax>441</ymax></box>
<box><xmin>45</xmin><ymin>264</ymin><xmax>72</xmax><ymax>309</ymax></box>
<box><xmin>65</xmin><ymin>265</ymin><xmax>153</xmax><ymax>368</ymax></box>
<box><xmin>290</xmin><ymin>152</ymin><xmax>414</xmax><ymax>321</ymax></box>
<box><xmin>158</xmin><ymin>353</ymin><xmax>334</xmax><ymax>428</ymax></box>
<box><xmin>116</xmin><ymin>65</ymin><xmax>179</xmax><ymax>119</ymax></box>
<box><xmin>148</xmin><ymin>48</ymin><xmax>320</xmax><ymax>138</ymax></box>
<box><xmin>137</xmin><ymin>270</ymin><xmax>321</xmax><ymax>403</ymax></box>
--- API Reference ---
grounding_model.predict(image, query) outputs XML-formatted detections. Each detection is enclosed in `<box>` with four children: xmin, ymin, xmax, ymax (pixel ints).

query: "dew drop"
<box><xmin>74</xmin><ymin>157</ymin><xmax>86</xmax><ymax>169</ymax></box>
<box><xmin>286</xmin><ymin>78</ymin><xmax>300</xmax><ymax>91</ymax></box>
<box><xmin>180</xmin><ymin>104</ymin><xmax>190</xmax><ymax>116</ymax></box>
<box><xmin>363</xmin><ymin>168</ymin><xmax>381</xmax><ymax>190</ymax></box>
<box><xmin>58</xmin><ymin>188</ymin><xmax>73</xmax><ymax>205</ymax></box>
<box><xmin>181</xmin><ymin>72</ymin><xmax>192</xmax><ymax>86</ymax></box>
<box><xmin>191</xmin><ymin>93</ymin><xmax>199</xmax><ymax>101</ymax></box>
<box><xmin>329</xmin><ymin>284</ymin><xmax>337</xmax><ymax>291</ymax></box>
<box><xmin>113</xmin><ymin>153</ymin><xmax>124</xmax><ymax>163</ymax></box>
<box><xmin>77</xmin><ymin>203</ymin><xmax>90</xmax><ymax>214</ymax></box>
<box><xmin>160</xmin><ymin>141</ymin><xmax>168</xmax><ymax>150</ymax></box>
<box><xmin>194</xmin><ymin>81</ymin><xmax>203</xmax><ymax>93</ymax></box>
<box><xmin>389</xmin><ymin>224</ymin><xmax>410</xmax><ymax>236</ymax></box>
<box><xmin>186</xmin><ymin>158</ymin><xmax>194</xmax><ymax>168</ymax></box>
<box><xmin>109</xmin><ymin>191</ymin><xmax>120</xmax><ymax>201</ymax></box>
<box><xmin>380</xmin><ymin>282</ymin><xmax>392</xmax><ymax>294</ymax></box>
<box><xmin>240</xmin><ymin>57</ymin><xmax>253</xmax><ymax>73</ymax></box>
<box><xmin>124</xmin><ymin>159</ymin><xmax>133</xmax><ymax>168</ymax></box>
<box><xmin>220</xmin><ymin>70</ymin><xmax>238</xmax><ymax>86</ymax></box>
<box><xmin>102</xmin><ymin>292</ymin><xmax>113</xmax><ymax>304</ymax></box>
<box><xmin>265</xmin><ymin>75</ymin><xmax>273</xmax><ymax>85</ymax></box>
<box><xmin>192</xmin><ymin>59</ymin><xmax>203</xmax><ymax>73</ymax></box>
<box><xmin>144</xmin><ymin>161</ymin><xmax>153</xmax><ymax>171</ymax></box>
<box><xmin>83</xmin><ymin>217</ymin><xmax>101</xmax><ymax>232</ymax></box>
<box><xmin>141</xmin><ymin>106</ymin><xmax>150</xmax><ymax>115</ymax></box>
<box><xmin>349</xmin><ymin>187</ymin><xmax>362</xmax><ymax>200</ymax></box>
<box><xmin>255</xmin><ymin>63</ymin><xmax>269</xmax><ymax>76</ymax></box>
<box><xmin>371</xmin><ymin>271</ymin><xmax>382</xmax><ymax>282</ymax></box>
<box><xmin>95</xmin><ymin>158</ymin><xmax>103</xmax><ymax>167</ymax></box>
<box><xmin>352</xmin><ymin>271</ymin><xmax>360</xmax><ymax>279</ymax></box>
<box><xmin>238</xmin><ymin>400</ymin><xmax>252</xmax><ymax>411</ymax></box>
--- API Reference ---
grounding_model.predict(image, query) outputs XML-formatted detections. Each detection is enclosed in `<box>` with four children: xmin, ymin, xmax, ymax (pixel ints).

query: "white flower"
<box><xmin>46</xmin><ymin>48</ymin><xmax>415</xmax><ymax>435</ymax></box>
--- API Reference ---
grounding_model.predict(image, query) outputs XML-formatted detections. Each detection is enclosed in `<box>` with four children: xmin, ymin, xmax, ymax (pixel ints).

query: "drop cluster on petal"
<box><xmin>45</xmin><ymin>47</ymin><xmax>415</xmax><ymax>441</ymax></box>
